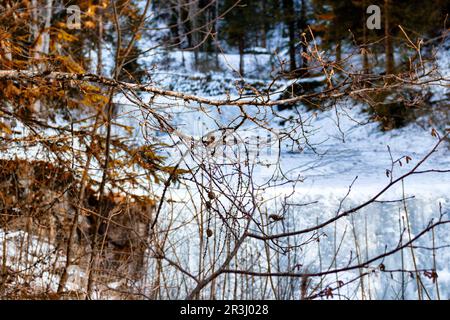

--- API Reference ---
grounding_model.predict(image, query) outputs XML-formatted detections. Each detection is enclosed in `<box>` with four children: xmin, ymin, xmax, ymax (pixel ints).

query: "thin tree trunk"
<box><xmin>362</xmin><ymin>0</ymin><xmax>370</xmax><ymax>74</ymax></box>
<box><xmin>177</xmin><ymin>0</ymin><xmax>185</xmax><ymax>47</ymax></box>
<box><xmin>299</xmin><ymin>0</ymin><xmax>308</xmax><ymax>75</ymax></box>
<box><xmin>30</xmin><ymin>0</ymin><xmax>52</xmax><ymax>113</ymax></box>
<box><xmin>283</xmin><ymin>0</ymin><xmax>296</xmax><ymax>72</ymax></box>
<box><xmin>31</xmin><ymin>0</ymin><xmax>52</xmax><ymax>67</ymax></box>
<box><xmin>189</xmin><ymin>1</ymin><xmax>199</xmax><ymax>67</ymax></box>
<box><xmin>261</xmin><ymin>1</ymin><xmax>267</xmax><ymax>48</ymax></box>
<box><xmin>336</xmin><ymin>40</ymin><xmax>341</xmax><ymax>63</ymax></box>
<box><xmin>177</xmin><ymin>0</ymin><xmax>187</xmax><ymax>67</ymax></box>
<box><xmin>97</xmin><ymin>9</ymin><xmax>103</xmax><ymax>76</ymax></box>
<box><xmin>239</xmin><ymin>36</ymin><xmax>245</xmax><ymax>76</ymax></box>
<box><xmin>214</xmin><ymin>0</ymin><xmax>220</xmax><ymax>68</ymax></box>
<box><xmin>384</xmin><ymin>0</ymin><xmax>394</xmax><ymax>74</ymax></box>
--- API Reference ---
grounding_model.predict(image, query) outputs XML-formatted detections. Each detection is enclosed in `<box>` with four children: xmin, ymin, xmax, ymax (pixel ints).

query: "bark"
<box><xmin>30</xmin><ymin>0</ymin><xmax>53</xmax><ymax>113</ymax></box>
<box><xmin>0</xmin><ymin>69</ymin><xmax>347</xmax><ymax>107</ymax></box>
<box><xmin>384</xmin><ymin>0</ymin><xmax>394</xmax><ymax>74</ymax></box>
<box><xmin>239</xmin><ymin>36</ymin><xmax>245</xmax><ymax>76</ymax></box>
<box><xmin>31</xmin><ymin>0</ymin><xmax>52</xmax><ymax>65</ymax></box>
<box><xmin>177</xmin><ymin>0</ymin><xmax>186</xmax><ymax>47</ymax></box>
<box><xmin>261</xmin><ymin>1</ymin><xmax>268</xmax><ymax>48</ymax></box>
<box><xmin>298</xmin><ymin>0</ymin><xmax>308</xmax><ymax>74</ymax></box>
<box><xmin>214</xmin><ymin>0</ymin><xmax>220</xmax><ymax>68</ymax></box>
<box><xmin>189</xmin><ymin>1</ymin><xmax>199</xmax><ymax>66</ymax></box>
<box><xmin>336</xmin><ymin>40</ymin><xmax>341</xmax><ymax>63</ymax></box>
<box><xmin>283</xmin><ymin>0</ymin><xmax>297</xmax><ymax>72</ymax></box>
<box><xmin>362</xmin><ymin>0</ymin><xmax>370</xmax><ymax>74</ymax></box>
<box><xmin>97</xmin><ymin>8</ymin><xmax>103</xmax><ymax>75</ymax></box>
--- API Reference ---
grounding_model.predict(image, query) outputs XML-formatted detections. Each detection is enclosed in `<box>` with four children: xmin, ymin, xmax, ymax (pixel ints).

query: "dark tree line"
<box><xmin>154</xmin><ymin>0</ymin><xmax>448</xmax><ymax>76</ymax></box>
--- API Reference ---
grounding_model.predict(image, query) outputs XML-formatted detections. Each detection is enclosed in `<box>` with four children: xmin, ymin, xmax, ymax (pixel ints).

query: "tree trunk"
<box><xmin>177</xmin><ymin>0</ymin><xmax>185</xmax><ymax>47</ymax></box>
<box><xmin>239</xmin><ymin>36</ymin><xmax>245</xmax><ymax>76</ymax></box>
<box><xmin>261</xmin><ymin>1</ymin><xmax>267</xmax><ymax>48</ymax></box>
<box><xmin>189</xmin><ymin>1</ymin><xmax>199</xmax><ymax>67</ymax></box>
<box><xmin>298</xmin><ymin>0</ymin><xmax>308</xmax><ymax>75</ymax></box>
<box><xmin>30</xmin><ymin>0</ymin><xmax>53</xmax><ymax>114</ymax></box>
<box><xmin>97</xmin><ymin>8</ymin><xmax>103</xmax><ymax>75</ymax></box>
<box><xmin>336</xmin><ymin>40</ymin><xmax>341</xmax><ymax>63</ymax></box>
<box><xmin>214</xmin><ymin>0</ymin><xmax>220</xmax><ymax>68</ymax></box>
<box><xmin>384</xmin><ymin>0</ymin><xmax>394</xmax><ymax>74</ymax></box>
<box><xmin>362</xmin><ymin>0</ymin><xmax>370</xmax><ymax>74</ymax></box>
<box><xmin>283</xmin><ymin>0</ymin><xmax>297</xmax><ymax>72</ymax></box>
<box><xmin>32</xmin><ymin>0</ymin><xmax>52</xmax><ymax>64</ymax></box>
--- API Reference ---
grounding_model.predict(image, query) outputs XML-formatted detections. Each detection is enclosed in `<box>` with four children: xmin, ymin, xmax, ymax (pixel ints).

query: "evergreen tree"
<box><xmin>221</xmin><ymin>0</ymin><xmax>259</xmax><ymax>76</ymax></box>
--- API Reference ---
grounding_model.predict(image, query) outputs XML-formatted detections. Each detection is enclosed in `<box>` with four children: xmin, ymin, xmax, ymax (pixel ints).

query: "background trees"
<box><xmin>0</xmin><ymin>0</ymin><xmax>449</xmax><ymax>300</ymax></box>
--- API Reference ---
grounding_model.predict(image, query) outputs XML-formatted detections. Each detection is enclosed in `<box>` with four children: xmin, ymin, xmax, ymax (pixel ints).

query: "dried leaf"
<box><xmin>0</xmin><ymin>122</ymin><xmax>12</xmax><ymax>135</ymax></box>
<box><xmin>269</xmin><ymin>214</ymin><xmax>284</xmax><ymax>222</ymax></box>
<box><xmin>431</xmin><ymin>128</ymin><xmax>438</xmax><ymax>137</ymax></box>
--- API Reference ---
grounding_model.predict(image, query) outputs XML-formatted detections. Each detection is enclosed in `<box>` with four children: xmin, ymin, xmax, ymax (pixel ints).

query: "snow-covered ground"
<box><xmin>125</xmin><ymin>47</ymin><xmax>450</xmax><ymax>299</ymax></box>
<box><xmin>126</xmin><ymin>48</ymin><xmax>449</xmax><ymax>195</ymax></box>
<box><xmin>1</xmin><ymin>41</ymin><xmax>448</xmax><ymax>299</ymax></box>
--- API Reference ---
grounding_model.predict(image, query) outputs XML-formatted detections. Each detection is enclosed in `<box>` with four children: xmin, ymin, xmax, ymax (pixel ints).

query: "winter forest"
<box><xmin>0</xmin><ymin>0</ymin><xmax>449</xmax><ymax>300</ymax></box>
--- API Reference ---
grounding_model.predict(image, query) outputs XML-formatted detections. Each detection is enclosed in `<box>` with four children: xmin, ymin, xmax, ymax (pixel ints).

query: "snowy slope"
<box><xmin>125</xmin><ymin>47</ymin><xmax>450</xmax><ymax>299</ymax></box>
<box><xmin>0</xmin><ymin>41</ymin><xmax>448</xmax><ymax>299</ymax></box>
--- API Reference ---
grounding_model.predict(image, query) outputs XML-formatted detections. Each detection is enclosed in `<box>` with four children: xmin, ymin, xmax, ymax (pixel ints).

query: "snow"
<box><xmin>1</xmin><ymin>34</ymin><xmax>449</xmax><ymax>299</ymax></box>
<box><xmin>128</xmin><ymin>46</ymin><xmax>450</xmax><ymax>299</ymax></box>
